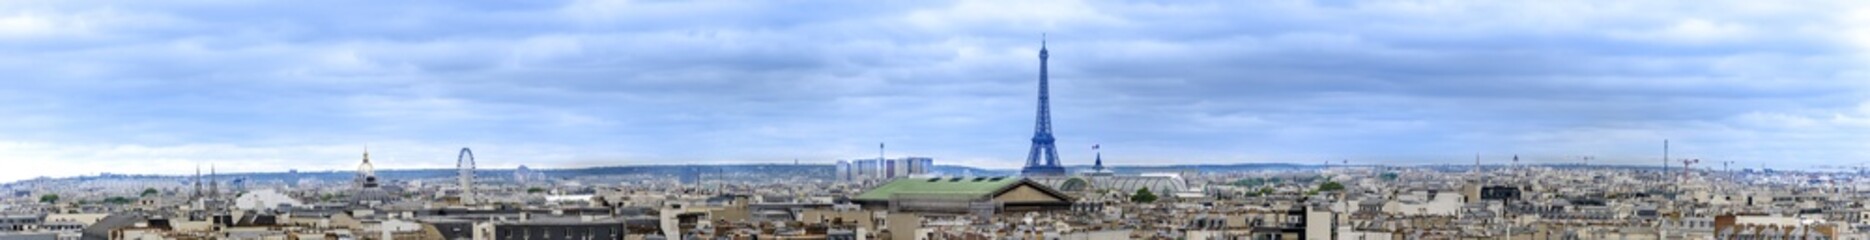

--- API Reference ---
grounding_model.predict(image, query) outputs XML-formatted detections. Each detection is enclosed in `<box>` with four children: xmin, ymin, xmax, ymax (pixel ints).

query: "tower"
<box><xmin>357</xmin><ymin>148</ymin><xmax>378</xmax><ymax>189</ymax></box>
<box><xmin>287</xmin><ymin>169</ymin><xmax>299</xmax><ymax>188</ymax></box>
<box><xmin>352</xmin><ymin>147</ymin><xmax>396</xmax><ymax>206</ymax></box>
<box><xmin>192</xmin><ymin>166</ymin><xmax>202</xmax><ymax>201</ymax></box>
<box><xmin>878</xmin><ymin>142</ymin><xmax>886</xmax><ymax>178</ymax></box>
<box><xmin>1022</xmin><ymin>34</ymin><xmax>1067</xmax><ymax>177</ymax></box>
<box><xmin>208</xmin><ymin>165</ymin><xmax>221</xmax><ymax>212</ymax></box>
<box><xmin>1087</xmin><ymin>144</ymin><xmax>1114</xmax><ymax>177</ymax></box>
<box><xmin>457</xmin><ymin>147</ymin><xmax>476</xmax><ymax>205</ymax></box>
<box><xmin>209</xmin><ymin>165</ymin><xmax>219</xmax><ymax>200</ymax></box>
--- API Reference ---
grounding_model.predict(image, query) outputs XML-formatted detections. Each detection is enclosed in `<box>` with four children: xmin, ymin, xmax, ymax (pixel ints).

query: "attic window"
<box><xmin>990</xmin><ymin>177</ymin><xmax>1006</xmax><ymax>181</ymax></box>
<box><xmin>926</xmin><ymin>178</ymin><xmax>941</xmax><ymax>182</ymax></box>
<box><xmin>949</xmin><ymin>178</ymin><xmax>963</xmax><ymax>182</ymax></box>
<box><xmin>973</xmin><ymin>177</ymin><xmax>987</xmax><ymax>182</ymax></box>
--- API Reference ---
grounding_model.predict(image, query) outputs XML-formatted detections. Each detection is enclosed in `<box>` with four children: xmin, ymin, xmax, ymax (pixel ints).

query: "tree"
<box><xmin>142</xmin><ymin>188</ymin><xmax>159</xmax><ymax>197</ymax></box>
<box><xmin>1318</xmin><ymin>181</ymin><xmax>1346</xmax><ymax>192</ymax></box>
<box><xmin>39</xmin><ymin>194</ymin><xmax>58</xmax><ymax>203</ymax></box>
<box><xmin>1379</xmin><ymin>172</ymin><xmax>1400</xmax><ymax>181</ymax></box>
<box><xmin>104</xmin><ymin>196</ymin><xmax>135</xmax><ymax>205</ymax></box>
<box><xmin>320</xmin><ymin>194</ymin><xmax>340</xmax><ymax>202</ymax></box>
<box><xmin>1258</xmin><ymin>187</ymin><xmax>1275</xmax><ymax>196</ymax></box>
<box><xmin>1230</xmin><ymin>178</ymin><xmax>1257</xmax><ymax>187</ymax></box>
<box><xmin>527</xmin><ymin>187</ymin><xmax>545</xmax><ymax>194</ymax></box>
<box><xmin>1131</xmin><ymin>187</ymin><xmax>1158</xmax><ymax>203</ymax></box>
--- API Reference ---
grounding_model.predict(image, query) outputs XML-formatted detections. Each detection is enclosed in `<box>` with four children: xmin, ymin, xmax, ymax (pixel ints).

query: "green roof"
<box><xmin>853</xmin><ymin>177</ymin><xmax>1023</xmax><ymax>201</ymax></box>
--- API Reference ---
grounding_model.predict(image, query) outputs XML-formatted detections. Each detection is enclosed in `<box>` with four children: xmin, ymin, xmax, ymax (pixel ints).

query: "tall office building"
<box><xmin>885</xmin><ymin>160</ymin><xmax>900</xmax><ymax>179</ymax></box>
<box><xmin>835</xmin><ymin>160</ymin><xmax>852</xmax><ymax>181</ymax></box>
<box><xmin>843</xmin><ymin>157</ymin><xmax>934</xmax><ymax>181</ymax></box>
<box><xmin>902</xmin><ymin>157</ymin><xmax>933</xmax><ymax>176</ymax></box>
<box><xmin>851</xmin><ymin>159</ymin><xmax>880</xmax><ymax>181</ymax></box>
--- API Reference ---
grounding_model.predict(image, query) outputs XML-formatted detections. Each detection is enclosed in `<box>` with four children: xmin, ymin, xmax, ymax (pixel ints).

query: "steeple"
<box><xmin>360</xmin><ymin>146</ymin><xmax>375</xmax><ymax>173</ymax></box>
<box><xmin>192</xmin><ymin>165</ymin><xmax>202</xmax><ymax>200</ymax></box>
<box><xmin>209</xmin><ymin>165</ymin><xmax>218</xmax><ymax>200</ymax></box>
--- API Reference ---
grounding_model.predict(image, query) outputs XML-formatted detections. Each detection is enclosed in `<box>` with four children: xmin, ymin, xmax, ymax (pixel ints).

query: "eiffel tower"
<box><xmin>1022</xmin><ymin>35</ymin><xmax>1067</xmax><ymax>177</ymax></box>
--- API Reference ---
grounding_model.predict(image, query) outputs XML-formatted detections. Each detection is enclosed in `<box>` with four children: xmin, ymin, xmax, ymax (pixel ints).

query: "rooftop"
<box><xmin>852</xmin><ymin>177</ymin><xmax>1020</xmax><ymax>201</ymax></box>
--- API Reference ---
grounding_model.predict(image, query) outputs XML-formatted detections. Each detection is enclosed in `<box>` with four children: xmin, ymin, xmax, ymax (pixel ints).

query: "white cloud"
<box><xmin>901</xmin><ymin>0</ymin><xmax>1124</xmax><ymax>32</ymax></box>
<box><xmin>0</xmin><ymin>140</ymin><xmax>606</xmax><ymax>182</ymax></box>
<box><xmin>1610</xmin><ymin>18</ymin><xmax>1753</xmax><ymax>45</ymax></box>
<box><xmin>2</xmin><ymin>0</ymin><xmax>1870</xmax><ymax>182</ymax></box>
<box><xmin>0</xmin><ymin>13</ymin><xmax>59</xmax><ymax>38</ymax></box>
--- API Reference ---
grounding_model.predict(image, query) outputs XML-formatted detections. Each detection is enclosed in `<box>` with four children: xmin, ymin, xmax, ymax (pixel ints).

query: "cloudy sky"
<box><xmin>2</xmin><ymin>0</ymin><xmax>1868</xmax><ymax>182</ymax></box>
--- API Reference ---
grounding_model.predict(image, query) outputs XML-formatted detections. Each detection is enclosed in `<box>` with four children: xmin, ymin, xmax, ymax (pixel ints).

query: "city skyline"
<box><xmin>5</xmin><ymin>0</ymin><xmax>1870</xmax><ymax>183</ymax></box>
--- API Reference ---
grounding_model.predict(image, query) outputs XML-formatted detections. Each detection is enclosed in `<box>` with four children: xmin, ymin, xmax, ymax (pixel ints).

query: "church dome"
<box><xmin>357</xmin><ymin>149</ymin><xmax>380</xmax><ymax>188</ymax></box>
<box><xmin>358</xmin><ymin>152</ymin><xmax>376</xmax><ymax>176</ymax></box>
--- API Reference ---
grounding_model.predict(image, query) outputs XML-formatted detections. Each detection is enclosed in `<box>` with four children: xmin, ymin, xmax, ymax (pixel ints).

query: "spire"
<box><xmin>193</xmin><ymin>165</ymin><xmax>202</xmax><ymax>200</ymax></box>
<box><xmin>358</xmin><ymin>147</ymin><xmax>376</xmax><ymax>176</ymax></box>
<box><xmin>209</xmin><ymin>164</ymin><xmax>219</xmax><ymax>200</ymax></box>
<box><xmin>358</xmin><ymin>146</ymin><xmax>379</xmax><ymax>189</ymax></box>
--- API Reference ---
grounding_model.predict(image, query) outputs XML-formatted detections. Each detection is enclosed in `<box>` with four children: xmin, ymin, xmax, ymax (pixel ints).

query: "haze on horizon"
<box><xmin>2</xmin><ymin>0</ymin><xmax>1868</xmax><ymax>183</ymax></box>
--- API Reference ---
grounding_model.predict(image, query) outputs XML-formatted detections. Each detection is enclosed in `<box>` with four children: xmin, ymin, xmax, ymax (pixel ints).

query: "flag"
<box><xmin>1092</xmin><ymin>144</ymin><xmax>1099</xmax><ymax>150</ymax></box>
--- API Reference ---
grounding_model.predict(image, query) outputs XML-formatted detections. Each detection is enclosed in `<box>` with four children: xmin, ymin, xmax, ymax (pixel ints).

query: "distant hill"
<box><xmin>1073</xmin><ymin>162</ymin><xmax>1322</xmax><ymax>173</ymax></box>
<box><xmin>929</xmin><ymin>165</ymin><xmax>1015</xmax><ymax>176</ymax></box>
<box><xmin>930</xmin><ymin>163</ymin><xmax>1325</xmax><ymax>176</ymax></box>
<box><xmin>14</xmin><ymin>162</ymin><xmax>1700</xmax><ymax>186</ymax></box>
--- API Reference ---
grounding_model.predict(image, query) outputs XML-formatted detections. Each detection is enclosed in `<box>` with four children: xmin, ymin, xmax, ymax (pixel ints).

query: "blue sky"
<box><xmin>2</xmin><ymin>0</ymin><xmax>1868</xmax><ymax>182</ymax></box>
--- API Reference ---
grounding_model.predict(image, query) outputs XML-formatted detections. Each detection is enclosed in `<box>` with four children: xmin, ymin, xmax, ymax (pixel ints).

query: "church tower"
<box><xmin>192</xmin><ymin>166</ymin><xmax>202</xmax><ymax>201</ymax></box>
<box><xmin>209</xmin><ymin>165</ymin><xmax>218</xmax><ymax>200</ymax></box>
